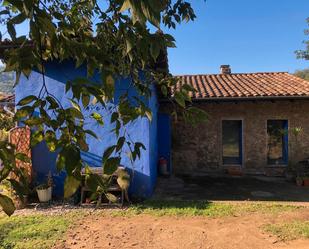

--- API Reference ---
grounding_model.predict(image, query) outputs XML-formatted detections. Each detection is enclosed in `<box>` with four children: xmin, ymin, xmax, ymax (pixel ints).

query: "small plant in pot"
<box><xmin>295</xmin><ymin>176</ymin><xmax>303</xmax><ymax>186</ymax></box>
<box><xmin>36</xmin><ymin>172</ymin><xmax>53</xmax><ymax>202</ymax></box>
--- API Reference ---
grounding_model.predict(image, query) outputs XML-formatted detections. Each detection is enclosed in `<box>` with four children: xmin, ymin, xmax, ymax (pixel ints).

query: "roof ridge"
<box><xmin>174</xmin><ymin>72</ymin><xmax>289</xmax><ymax>77</ymax></box>
<box><xmin>172</xmin><ymin>71</ymin><xmax>309</xmax><ymax>100</ymax></box>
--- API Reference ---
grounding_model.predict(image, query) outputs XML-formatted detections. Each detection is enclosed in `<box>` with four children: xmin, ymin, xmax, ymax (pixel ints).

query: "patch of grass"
<box><xmin>264</xmin><ymin>221</ymin><xmax>309</xmax><ymax>241</ymax></box>
<box><xmin>0</xmin><ymin>212</ymin><xmax>83</xmax><ymax>249</ymax></box>
<box><xmin>109</xmin><ymin>200</ymin><xmax>302</xmax><ymax>218</ymax></box>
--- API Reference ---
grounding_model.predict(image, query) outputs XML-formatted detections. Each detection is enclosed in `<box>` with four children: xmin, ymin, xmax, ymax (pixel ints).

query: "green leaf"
<box><xmin>7</xmin><ymin>22</ymin><xmax>16</xmax><ymax>40</ymax></box>
<box><xmin>64</xmin><ymin>176</ymin><xmax>81</xmax><ymax>199</ymax></box>
<box><xmin>7</xmin><ymin>178</ymin><xmax>27</xmax><ymax>200</ymax></box>
<box><xmin>133</xmin><ymin>142</ymin><xmax>146</xmax><ymax>159</ymax></box>
<box><xmin>78</xmin><ymin>137</ymin><xmax>89</xmax><ymax>152</ymax></box>
<box><xmin>126</xmin><ymin>37</ymin><xmax>133</xmax><ymax>54</ymax></box>
<box><xmin>116</xmin><ymin>136</ymin><xmax>125</xmax><ymax>152</ymax></box>
<box><xmin>174</xmin><ymin>91</ymin><xmax>186</xmax><ymax>108</ymax></box>
<box><xmin>85</xmin><ymin>173</ymin><xmax>103</xmax><ymax>192</ymax></box>
<box><xmin>15</xmin><ymin>106</ymin><xmax>34</xmax><ymax>119</ymax></box>
<box><xmin>161</xmin><ymin>85</ymin><xmax>167</xmax><ymax>96</ymax></box>
<box><xmin>17</xmin><ymin>95</ymin><xmax>37</xmax><ymax>106</ymax></box>
<box><xmin>103</xmin><ymin>145</ymin><xmax>116</xmax><ymax>161</ymax></box>
<box><xmin>69</xmin><ymin>99</ymin><xmax>81</xmax><ymax>111</ymax></box>
<box><xmin>63</xmin><ymin>145</ymin><xmax>81</xmax><ymax>174</ymax></box>
<box><xmin>145</xmin><ymin>110</ymin><xmax>152</xmax><ymax>121</ymax></box>
<box><xmin>141</xmin><ymin>1</ymin><xmax>161</xmax><ymax>27</ymax></box>
<box><xmin>46</xmin><ymin>96</ymin><xmax>59</xmax><ymax>109</ymax></box>
<box><xmin>24</xmin><ymin>117</ymin><xmax>42</xmax><ymax>126</ymax></box>
<box><xmin>31</xmin><ymin>130</ymin><xmax>44</xmax><ymax>146</ymax></box>
<box><xmin>82</xmin><ymin>94</ymin><xmax>90</xmax><ymax>108</ymax></box>
<box><xmin>103</xmin><ymin>157</ymin><xmax>120</xmax><ymax>175</ymax></box>
<box><xmin>135</xmin><ymin>142</ymin><xmax>146</xmax><ymax>150</ymax></box>
<box><xmin>150</xmin><ymin>40</ymin><xmax>161</xmax><ymax>60</ymax></box>
<box><xmin>56</xmin><ymin>153</ymin><xmax>65</xmax><ymax>171</ymax></box>
<box><xmin>117</xmin><ymin>169</ymin><xmax>130</xmax><ymax>190</ymax></box>
<box><xmin>67</xmin><ymin>108</ymin><xmax>84</xmax><ymax>119</ymax></box>
<box><xmin>46</xmin><ymin>136</ymin><xmax>57</xmax><ymax>152</ymax></box>
<box><xmin>10</xmin><ymin>13</ymin><xmax>26</xmax><ymax>25</ymax></box>
<box><xmin>85</xmin><ymin>130</ymin><xmax>98</xmax><ymax>139</ymax></box>
<box><xmin>111</xmin><ymin>112</ymin><xmax>119</xmax><ymax>123</ymax></box>
<box><xmin>106</xmin><ymin>193</ymin><xmax>117</xmax><ymax>203</ymax></box>
<box><xmin>15</xmin><ymin>152</ymin><xmax>31</xmax><ymax>163</ymax></box>
<box><xmin>0</xmin><ymin>194</ymin><xmax>15</xmax><ymax>216</ymax></box>
<box><xmin>182</xmin><ymin>83</ymin><xmax>195</xmax><ymax>92</ymax></box>
<box><xmin>91</xmin><ymin>112</ymin><xmax>104</xmax><ymax>125</ymax></box>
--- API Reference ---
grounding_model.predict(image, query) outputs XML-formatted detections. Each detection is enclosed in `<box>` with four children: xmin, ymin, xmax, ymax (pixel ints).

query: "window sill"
<box><xmin>265</xmin><ymin>165</ymin><xmax>287</xmax><ymax>168</ymax></box>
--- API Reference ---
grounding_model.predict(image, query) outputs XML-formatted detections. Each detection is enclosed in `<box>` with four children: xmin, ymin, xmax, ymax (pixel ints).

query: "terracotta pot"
<box><xmin>36</xmin><ymin>186</ymin><xmax>52</xmax><ymax>202</ymax></box>
<box><xmin>303</xmin><ymin>179</ymin><xmax>309</xmax><ymax>187</ymax></box>
<box><xmin>227</xmin><ymin>168</ymin><xmax>243</xmax><ymax>176</ymax></box>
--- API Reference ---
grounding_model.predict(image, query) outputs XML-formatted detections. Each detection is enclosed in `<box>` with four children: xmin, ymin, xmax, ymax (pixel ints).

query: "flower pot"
<box><xmin>303</xmin><ymin>179</ymin><xmax>309</xmax><ymax>187</ymax></box>
<box><xmin>296</xmin><ymin>178</ymin><xmax>303</xmax><ymax>186</ymax></box>
<box><xmin>36</xmin><ymin>186</ymin><xmax>52</xmax><ymax>202</ymax></box>
<box><xmin>227</xmin><ymin>167</ymin><xmax>242</xmax><ymax>176</ymax></box>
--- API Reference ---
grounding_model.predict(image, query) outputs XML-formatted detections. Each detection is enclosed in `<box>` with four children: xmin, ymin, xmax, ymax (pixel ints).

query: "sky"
<box><xmin>1</xmin><ymin>0</ymin><xmax>309</xmax><ymax>75</ymax></box>
<box><xmin>165</xmin><ymin>0</ymin><xmax>309</xmax><ymax>75</ymax></box>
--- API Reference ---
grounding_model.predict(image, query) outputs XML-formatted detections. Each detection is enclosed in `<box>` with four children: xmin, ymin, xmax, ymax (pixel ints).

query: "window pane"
<box><xmin>222</xmin><ymin>120</ymin><xmax>242</xmax><ymax>164</ymax></box>
<box><xmin>267</xmin><ymin>120</ymin><xmax>288</xmax><ymax>164</ymax></box>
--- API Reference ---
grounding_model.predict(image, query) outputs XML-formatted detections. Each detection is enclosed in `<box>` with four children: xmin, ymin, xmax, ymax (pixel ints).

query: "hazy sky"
<box><xmin>1</xmin><ymin>0</ymin><xmax>308</xmax><ymax>75</ymax></box>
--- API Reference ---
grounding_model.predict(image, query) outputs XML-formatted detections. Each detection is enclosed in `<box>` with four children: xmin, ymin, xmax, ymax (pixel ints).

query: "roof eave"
<box><xmin>159</xmin><ymin>95</ymin><xmax>309</xmax><ymax>103</ymax></box>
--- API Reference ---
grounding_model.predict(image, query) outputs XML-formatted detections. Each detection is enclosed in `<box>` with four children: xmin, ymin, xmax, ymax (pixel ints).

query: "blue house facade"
<box><xmin>15</xmin><ymin>60</ymin><xmax>171</xmax><ymax>198</ymax></box>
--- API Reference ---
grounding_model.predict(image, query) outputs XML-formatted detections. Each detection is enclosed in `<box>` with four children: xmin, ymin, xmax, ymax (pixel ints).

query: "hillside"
<box><xmin>0</xmin><ymin>69</ymin><xmax>14</xmax><ymax>94</ymax></box>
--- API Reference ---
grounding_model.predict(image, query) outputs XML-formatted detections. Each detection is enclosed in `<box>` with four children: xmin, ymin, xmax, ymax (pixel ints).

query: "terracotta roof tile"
<box><xmin>173</xmin><ymin>72</ymin><xmax>309</xmax><ymax>100</ymax></box>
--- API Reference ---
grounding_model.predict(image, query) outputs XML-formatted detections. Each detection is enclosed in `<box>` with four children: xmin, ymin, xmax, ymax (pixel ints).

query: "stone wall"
<box><xmin>160</xmin><ymin>100</ymin><xmax>309</xmax><ymax>176</ymax></box>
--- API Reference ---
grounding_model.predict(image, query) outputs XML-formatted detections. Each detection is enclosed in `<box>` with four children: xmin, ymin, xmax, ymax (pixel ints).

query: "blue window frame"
<box><xmin>222</xmin><ymin>120</ymin><xmax>242</xmax><ymax>165</ymax></box>
<box><xmin>267</xmin><ymin>120</ymin><xmax>288</xmax><ymax>165</ymax></box>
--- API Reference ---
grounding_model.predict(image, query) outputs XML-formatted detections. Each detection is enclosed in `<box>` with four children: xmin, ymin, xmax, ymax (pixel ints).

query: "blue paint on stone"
<box><xmin>15</xmin><ymin>60</ymin><xmax>161</xmax><ymax>198</ymax></box>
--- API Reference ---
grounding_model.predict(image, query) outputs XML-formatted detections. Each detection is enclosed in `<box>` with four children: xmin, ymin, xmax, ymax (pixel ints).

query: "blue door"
<box><xmin>157</xmin><ymin>113</ymin><xmax>172</xmax><ymax>173</ymax></box>
<box><xmin>267</xmin><ymin>120</ymin><xmax>288</xmax><ymax>165</ymax></box>
<box><xmin>222</xmin><ymin>120</ymin><xmax>243</xmax><ymax>165</ymax></box>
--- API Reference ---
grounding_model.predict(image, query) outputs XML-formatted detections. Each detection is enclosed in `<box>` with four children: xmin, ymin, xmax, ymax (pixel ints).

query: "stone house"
<box><xmin>161</xmin><ymin>65</ymin><xmax>309</xmax><ymax>177</ymax></box>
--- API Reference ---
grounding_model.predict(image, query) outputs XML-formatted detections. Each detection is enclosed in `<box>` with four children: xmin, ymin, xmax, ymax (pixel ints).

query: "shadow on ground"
<box><xmin>153</xmin><ymin>175</ymin><xmax>309</xmax><ymax>202</ymax></box>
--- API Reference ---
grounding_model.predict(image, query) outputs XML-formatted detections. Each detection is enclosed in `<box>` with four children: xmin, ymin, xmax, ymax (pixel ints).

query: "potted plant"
<box><xmin>36</xmin><ymin>172</ymin><xmax>53</xmax><ymax>202</ymax></box>
<box><xmin>295</xmin><ymin>176</ymin><xmax>303</xmax><ymax>186</ymax></box>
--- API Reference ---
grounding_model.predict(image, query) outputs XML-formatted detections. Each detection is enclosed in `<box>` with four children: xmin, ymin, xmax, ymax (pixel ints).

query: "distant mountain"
<box><xmin>0</xmin><ymin>68</ymin><xmax>14</xmax><ymax>94</ymax></box>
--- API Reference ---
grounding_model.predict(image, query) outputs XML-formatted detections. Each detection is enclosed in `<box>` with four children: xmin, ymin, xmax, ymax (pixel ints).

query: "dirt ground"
<box><xmin>57</xmin><ymin>208</ymin><xmax>309</xmax><ymax>249</ymax></box>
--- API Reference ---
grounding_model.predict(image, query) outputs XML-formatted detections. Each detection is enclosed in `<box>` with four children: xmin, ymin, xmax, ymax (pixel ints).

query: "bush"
<box><xmin>0</xmin><ymin>112</ymin><xmax>14</xmax><ymax>131</ymax></box>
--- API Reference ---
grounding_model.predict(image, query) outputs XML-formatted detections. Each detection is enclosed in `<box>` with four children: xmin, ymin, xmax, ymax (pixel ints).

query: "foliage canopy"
<box><xmin>296</xmin><ymin>17</ymin><xmax>309</xmax><ymax>60</ymax></box>
<box><xmin>0</xmin><ymin>0</ymin><xmax>207</xmax><ymax>215</ymax></box>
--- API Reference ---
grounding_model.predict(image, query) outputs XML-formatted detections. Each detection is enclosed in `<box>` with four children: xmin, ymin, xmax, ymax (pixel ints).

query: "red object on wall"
<box><xmin>158</xmin><ymin>157</ymin><xmax>168</xmax><ymax>175</ymax></box>
<box><xmin>303</xmin><ymin>179</ymin><xmax>309</xmax><ymax>187</ymax></box>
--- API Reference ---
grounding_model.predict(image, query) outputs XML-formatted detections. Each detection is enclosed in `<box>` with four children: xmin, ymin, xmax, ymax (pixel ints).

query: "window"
<box><xmin>222</xmin><ymin>120</ymin><xmax>242</xmax><ymax>165</ymax></box>
<box><xmin>267</xmin><ymin>120</ymin><xmax>288</xmax><ymax>165</ymax></box>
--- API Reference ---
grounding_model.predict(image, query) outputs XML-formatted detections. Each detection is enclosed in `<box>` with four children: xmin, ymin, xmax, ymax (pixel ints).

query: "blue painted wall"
<box><xmin>15</xmin><ymin>60</ymin><xmax>159</xmax><ymax>198</ymax></box>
